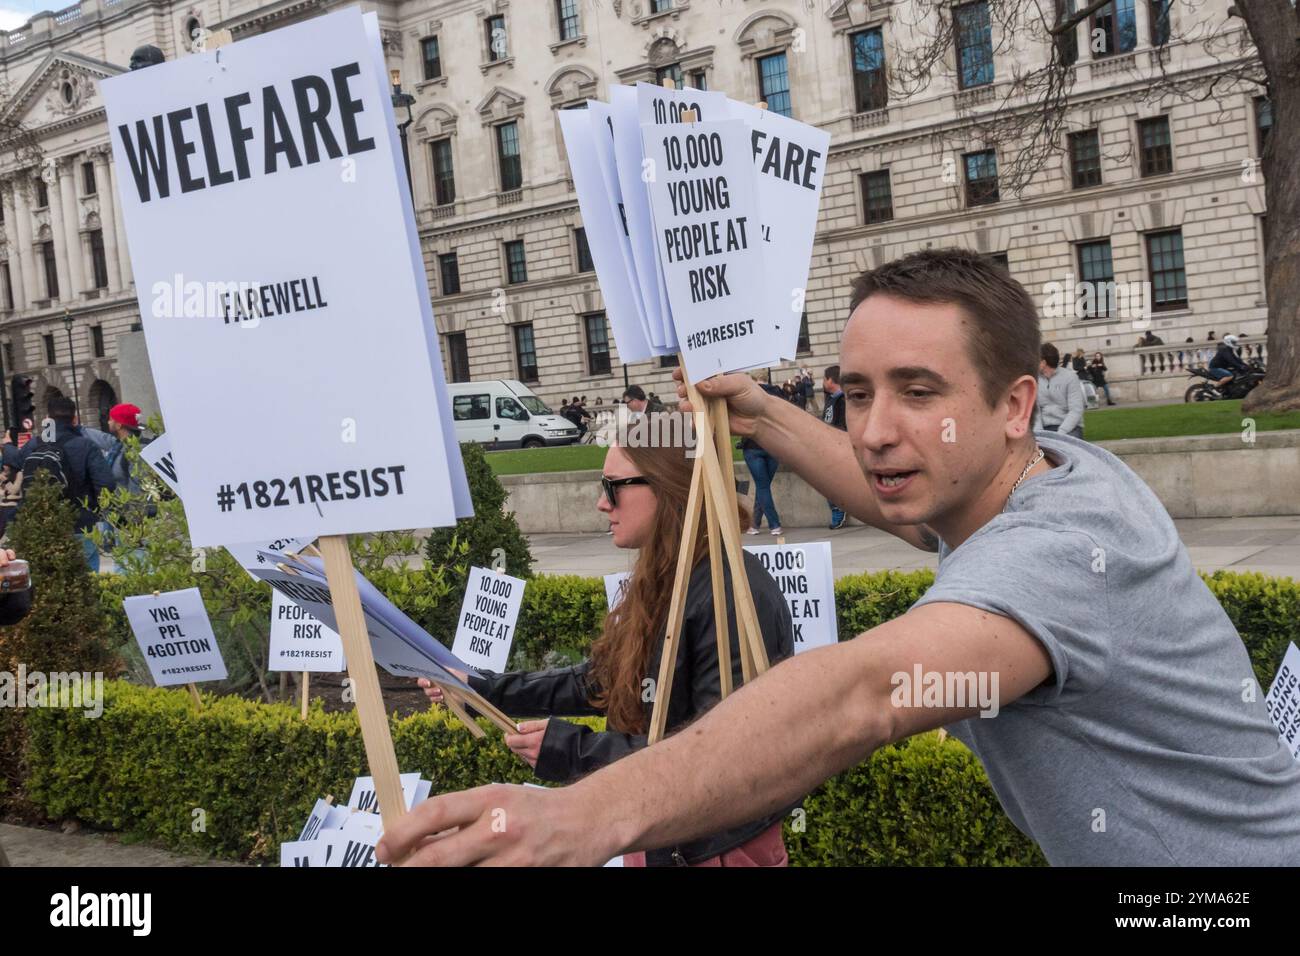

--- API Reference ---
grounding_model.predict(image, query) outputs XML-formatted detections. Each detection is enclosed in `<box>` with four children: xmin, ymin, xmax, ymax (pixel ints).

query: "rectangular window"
<box><xmin>90</xmin><ymin>229</ymin><xmax>109</xmax><ymax>289</ymax></box>
<box><xmin>36</xmin><ymin>180</ymin><xmax>48</xmax><ymax>209</ymax></box>
<box><xmin>82</xmin><ymin>160</ymin><xmax>96</xmax><ymax>195</ymax></box>
<box><xmin>438</xmin><ymin>252</ymin><xmax>461</xmax><ymax>295</ymax></box>
<box><xmin>757</xmin><ymin>53</ymin><xmax>792</xmax><ymax>118</ymax></box>
<box><xmin>1</xmin><ymin>261</ymin><xmax>12</xmax><ymax>309</ymax></box>
<box><xmin>575</xmin><ymin>227</ymin><xmax>594</xmax><ymax>273</ymax></box>
<box><xmin>556</xmin><ymin>0</ymin><xmax>579</xmax><ymax>41</ymax></box>
<box><xmin>796</xmin><ymin>311</ymin><xmax>811</xmax><ymax>354</ymax></box>
<box><xmin>486</xmin><ymin>15</ymin><xmax>507</xmax><ymax>61</ymax></box>
<box><xmin>504</xmin><ymin>240</ymin><xmax>528</xmax><ymax>285</ymax></box>
<box><xmin>850</xmin><ymin>28</ymin><xmax>887</xmax><ymax>113</ymax></box>
<box><xmin>447</xmin><ymin>332</ymin><xmax>470</xmax><ymax>383</ymax></box>
<box><xmin>1069</xmin><ymin>129</ymin><xmax>1102</xmax><ymax>188</ymax></box>
<box><xmin>860</xmin><ymin>170</ymin><xmax>894</xmax><ymax>224</ymax></box>
<box><xmin>453</xmin><ymin>393</ymin><xmax>491</xmax><ymax>420</ymax></box>
<box><xmin>1146</xmin><ymin>229</ymin><xmax>1187</xmax><ymax>310</ymax></box>
<box><xmin>421</xmin><ymin>36</ymin><xmax>442</xmax><ymax>81</ymax></box>
<box><xmin>651</xmin><ymin>0</ymin><xmax>673</xmax><ymax>12</ymax></box>
<box><xmin>496</xmin><ymin>122</ymin><xmax>522</xmax><ymax>192</ymax></box>
<box><xmin>585</xmin><ymin>312</ymin><xmax>611</xmax><ymax>375</ymax></box>
<box><xmin>41</xmin><ymin>240</ymin><xmax>58</xmax><ymax>299</ymax></box>
<box><xmin>430</xmin><ymin>138</ymin><xmax>456</xmax><ymax>205</ymax></box>
<box><xmin>1092</xmin><ymin>0</ymin><xmax>1137</xmax><ymax>57</ymax></box>
<box><xmin>1150</xmin><ymin>0</ymin><xmax>1171</xmax><ymax>46</ymax></box>
<box><xmin>91</xmin><ymin>324</ymin><xmax>105</xmax><ymax>358</ymax></box>
<box><xmin>1056</xmin><ymin>0</ymin><xmax>1078</xmax><ymax>66</ymax></box>
<box><xmin>963</xmin><ymin>150</ymin><xmax>999</xmax><ymax>207</ymax></box>
<box><xmin>658</xmin><ymin>354</ymin><xmax>680</xmax><ymax>368</ymax></box>
<box><xmin>44</xmin><ymin>333</ymin><xmax>56</xmax><ymax>365</ymax></box>
<box><xmin>1138</xmin><ymin>116</ymin><xmax>1172</xmax><ymax>176</ymax></box>
<box><xmin>655</xmin><ymin>63</ymin><xmax>682</xmax><ymax>89</ymax></box>
<box><xmin>987</xmin><ymin>251</ymin><xmax>1010</xmax><ymax>272</ymax></box>
<box><xmin>954</xmin><ymin>1</ymin><xmax>994</xmax><ymax>89</ymax></box>
<box><xmin>1076</xmin><ymin>240</ymin><xmax>1115</xmax><ymax>318</ymax></box>
<box><xmin>687</xmin><ymin>70</ymin><xmax>707</xmax><ymax>91</ymax></box>
<box><xmin>1255</xmin><ymin>97</ymin><xmax>1273</xmax><ymax>157</ymax></box>
<box><xmin>513</xmin><ymin>324</ymin><xmax>538</xmax><ymax>382</ymax></box>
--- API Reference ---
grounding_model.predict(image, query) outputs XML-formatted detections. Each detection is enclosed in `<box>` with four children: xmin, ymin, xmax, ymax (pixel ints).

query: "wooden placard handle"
<box><xmin>318</xmin><ymin>534</ymin><xmax>406</xmax><ymax>830</ymax></box>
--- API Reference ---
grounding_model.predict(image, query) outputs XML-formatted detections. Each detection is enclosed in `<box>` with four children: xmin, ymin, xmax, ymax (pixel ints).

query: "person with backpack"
<box><xmin>15</xmin><ymin>397</ymin><xmax>116</xmax><ymax>571</ymax></box>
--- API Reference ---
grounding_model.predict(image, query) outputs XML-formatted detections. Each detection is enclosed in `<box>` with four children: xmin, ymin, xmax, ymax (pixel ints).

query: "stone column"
<box><xmin>2</xmin><ymin>184</ymin><xmax>27</xmax><ymax>310</ymax></box>
<box><xmin>42</xmin><ymin>165</ymin><xmax>72</xmax><ymax>301</ymax></box>
<box><xmin>10</xmin><ymin>177</ymin><xmax>38</xmax><ymax>306</ymax></box>
<box><xmin>1133</xmin><ymin>0</ymin><xmax>1151</xmax><ymax>51</ymax></box>
<box><xmin>57</xmin><ymin>156</ymin><xmax>86</xmax><ymax>299</ymax></box>
<box><xmin>106</xmin><ymin>160</ymin><xmax>133</xmax><ymax>288</ymax></box>
<box><xmin>91</xmin><ymin>148</ymin><xmax>122</xmax><ymax>292</ymax></box>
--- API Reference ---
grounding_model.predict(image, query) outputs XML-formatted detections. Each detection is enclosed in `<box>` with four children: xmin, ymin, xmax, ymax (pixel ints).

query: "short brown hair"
<box><xmin>848</xmin><ymin>248</ymin><xmax>1040</xmax><ymax>407</ymax></box>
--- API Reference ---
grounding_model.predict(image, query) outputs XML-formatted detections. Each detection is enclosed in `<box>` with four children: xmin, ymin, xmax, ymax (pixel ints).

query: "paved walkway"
<box><xmin>0</xmin><ymin>823</ymin><xmax>244</xmax><ymax>867</ymax></box>
<box><xmin>528</xmin><ymin>515</ymin><xmax>1300</xmax><ymax>580</ymax></box>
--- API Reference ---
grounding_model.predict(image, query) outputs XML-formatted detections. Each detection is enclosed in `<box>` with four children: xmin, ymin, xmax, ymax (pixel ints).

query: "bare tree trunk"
<box><xmin>1239</xmin><ymin>0</ymin><xmax>1300</xmax><ymax>413</ymax></box>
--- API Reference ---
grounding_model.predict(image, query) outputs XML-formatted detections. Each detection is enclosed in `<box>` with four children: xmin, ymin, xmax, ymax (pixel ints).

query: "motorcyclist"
<box><xmin>1206</xmin><ymin>334</ymin><xmax>1249</xmax><ymax>389</ymax></box>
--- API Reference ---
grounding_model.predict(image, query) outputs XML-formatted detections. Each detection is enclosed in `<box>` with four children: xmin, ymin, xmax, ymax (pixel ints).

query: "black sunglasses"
<box><xmin>601</xmin><ymin>475</ymin><xmax>650</xmax><ymax>507</ymax></box>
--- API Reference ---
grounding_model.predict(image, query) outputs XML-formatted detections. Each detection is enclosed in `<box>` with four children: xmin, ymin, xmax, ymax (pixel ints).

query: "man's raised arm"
<box><xmin>376</xmin><ymin>602</ymin><xmax>1051</xmax><ymax>866</ymax></box>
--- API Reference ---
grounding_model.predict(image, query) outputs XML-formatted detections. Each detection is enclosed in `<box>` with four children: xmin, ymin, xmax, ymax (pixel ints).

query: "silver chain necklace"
<box><xmin>1006</xmin><ymin>445</ymin><xmax>1045</xmax><ymax>506</ymax></box>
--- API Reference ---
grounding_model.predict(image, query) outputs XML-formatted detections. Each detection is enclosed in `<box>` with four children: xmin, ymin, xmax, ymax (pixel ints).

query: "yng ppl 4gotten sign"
<box><xmin>452</xmin><ymin>567</ymin><xmax>525</xmax><ymax>673</ymax></box>
<box><xmin>123</xmin><ymin>588</ymin><xmax>228</xmax><ymax>687</ymax></box>
<box><xmin>100</xmin><ymin>8</ymin><xmax>465</xmax><ymax>547</ymax></box>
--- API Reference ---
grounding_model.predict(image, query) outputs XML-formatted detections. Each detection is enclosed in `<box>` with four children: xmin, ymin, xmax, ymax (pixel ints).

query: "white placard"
<box><xmin>729</xmin><ymin>102</ymin><xmax>830</xmax><ymax>359</ymax></box>
<box><xmin>279</xmin><ymin>840</ymin><xmax>323</xmax><ymax>867</ymax></box>
<box><xmin>269</xmin><ymin>590</ymin><xmax>346</xmax><ymax>672</ymax></box>
<box><xmin>347</xmin><ymin>772</ymin><xmax>423</xmax><ymax>813</ymax></box>
<box><xmin>641</xmin><ymin>118</ymin><xmax>775</xmax><ymax>381</ymax></box>
<box><xmin>123</xmin><ymin>587</ymin><xmax>228</xmax><ymax>686</ymax></box>
<box><xmin>452</xmin><ymin>567</ymin><xmax>526</xmax><ymax>673</ymax></box>
<box><xmin>559</xmin><ymin>106</ymin><xmax>654</xmax><ymax>363</ymax></box>
<box><xmin>1265</xmin><ymin>642</ymin><xmax>1300</xmax><ymax>760</ymax></box>
<box><xmin>604</xmin><ymin>571</ymin><xmax>631</xmax><ymax>611</ymax></box>
<box><xmin>101</xmin><ymin>8</ymin><xmax>461</xmax><ymax>546</ymax></box>
<box><xmin>743</xmin><ymin>542</ymin><xmax>837</xmax><ymax>653</ymax></box>
<box><xmin>138</xmin><ymin>432</ymin><xmax>312</xmax><ymax>578</ymax></box>
<box><xmin>298</xmin><ymin>797</ymin><xmax>334</xmax><ymax>842</ymax></box>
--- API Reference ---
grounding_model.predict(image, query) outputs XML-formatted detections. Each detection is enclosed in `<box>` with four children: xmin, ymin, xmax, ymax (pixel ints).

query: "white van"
<box><xmin>446</xmin><ymin>380</ymin><xmax>580</xmax><ymax>449</ymax></box>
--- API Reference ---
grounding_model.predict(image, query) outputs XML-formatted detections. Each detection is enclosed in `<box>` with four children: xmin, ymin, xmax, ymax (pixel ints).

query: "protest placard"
<box><xmin>1265</xmin><ymin>642</ymin><xmax>1300</xmax><ymax>760</ymax></box>
<box><xmin>743</xmin><ymin>542</ymin><xmax>838</xmax><ymax>653</ymax></box>
<box><xmin>641</xmin><ymin>117</ymin><xmax>776</xmax><ymax>381</ymax></box>
<box><xmin>604</xmin><ymin>571</ymin><xmax>631</xmax><ymax>611</ymax></box>
<box><xmin>269</xmin><ymin>590</ymin><xmax>346</xmax><ymax>672</ymax></box>
<box><xmin>123</xmin><ymin>588</ymin><xmax>228</xmax><ymax>687</ymax></box>
<box><xmin>452</xmin><ymin>568</ymin><xmax>526</xmax><ymax>673</ymax></box>
<box><xmin>347</xmin><ymin>773</ymin><xmax>422</xmax><ymax>813</ymax></box>
<box><xmin>101</xmin><ymin>7</ymin><xmax>463</xmax><ymax>547</ymax></box>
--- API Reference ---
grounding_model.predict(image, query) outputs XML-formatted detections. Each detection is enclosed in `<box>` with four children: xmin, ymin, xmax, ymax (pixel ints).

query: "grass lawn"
<box><xmin>484</xmin><ymin>400</ymin><xmax>1300</xmax><ymax>474</ymax></box>
<box><xmin>1082</xmin><ymin>399</ymin><xmax>1300</xmax><ymax>442</ymax></box>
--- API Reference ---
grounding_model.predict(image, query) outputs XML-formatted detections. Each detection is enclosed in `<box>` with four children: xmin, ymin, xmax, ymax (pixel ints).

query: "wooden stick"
<box><xmin>435</xmin><ymin>679</ymin><xmax>519</xmax><ymax>737</ymax></box>
<box><xmin>300</xmin><ymin>671</ymin><xmax>310</xmax><ymax>720</ymax></box>
<box><xmin>647</xmin><ymin>446</ymin><xmax>706</xmax><ymax>744</ymax></box>
<box><xmin>661</xmin><ymin>77</ymin><xmax>676</xmax><ymax>90</ymax></box>
<box><xmin>318</xmin><ymin>534</ymin><xmax>406</xmax><ymax>831</ymax></box>
<box><xmin>703</xmin><ymin>474</ymin><xmax>733</xmax><ymax>699</ymax></box>
<box><xmin>187</xmin><ymin>683</ymin><xmax>202</xmax><ymax>710</ymax></box>
<box><xmin>710</xmin><ymin>395</ymin><xmax>754</xmax><ymax>683</ymax></box>
<box><xmin>439</xmin><ymin>685</ymin><xmax>487</xmax><ymax>739</ymax></box>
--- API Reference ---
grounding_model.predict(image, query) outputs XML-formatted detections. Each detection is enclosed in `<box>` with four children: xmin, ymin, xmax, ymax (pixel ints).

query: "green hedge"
<box><xmin>21</xmin><ymin>679</ymin><xmax>1043</xmax><ymax>865</ymax></box>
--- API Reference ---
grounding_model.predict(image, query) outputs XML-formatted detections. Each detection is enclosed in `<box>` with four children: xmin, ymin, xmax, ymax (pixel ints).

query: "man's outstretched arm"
<box><xmin>677</xmin><ymin>371</ymin><xmax>937</xmax><ymax>551</ymax></box>
<box><xmin>377</xmin><ymin>602</ymin><xmax>1051</xmax><ymax>866</ymax></box>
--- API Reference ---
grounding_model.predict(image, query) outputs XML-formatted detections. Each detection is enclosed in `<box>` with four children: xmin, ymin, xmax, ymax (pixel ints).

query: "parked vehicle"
<box><xmin>1184</xmin><ymin>362</ymin><xmax>1266</xmax><ymax>403</ymax></box>
<box><xmin>446</xmin><ymin>380</ymin><xmax>579</xmax><ymax>449</ymax></box>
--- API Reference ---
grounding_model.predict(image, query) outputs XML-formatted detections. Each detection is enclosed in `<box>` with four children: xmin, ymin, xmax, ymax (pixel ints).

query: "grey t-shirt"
<box><xmin>913</xmin><ymin>430</ymin><xmax>1300</xmax><ymax>865</ymax></box>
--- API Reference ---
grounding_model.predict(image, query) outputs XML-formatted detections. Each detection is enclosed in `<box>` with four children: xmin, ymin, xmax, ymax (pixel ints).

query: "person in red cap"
<box><xmin>102</xmin><ymin>403</ymin><xmax>147</xmax><ymax>494</ymax></box>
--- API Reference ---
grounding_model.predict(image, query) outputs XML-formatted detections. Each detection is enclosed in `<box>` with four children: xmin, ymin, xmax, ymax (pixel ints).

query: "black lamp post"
<box><xmin>390</xmin><ymin>69</ymin><xmax>416</xmax><ymax>203</ymax></box>
<box><xmin>63</xmin><ymin>309</ymin><xmax>79</xmax><ymax>419</ymax></box>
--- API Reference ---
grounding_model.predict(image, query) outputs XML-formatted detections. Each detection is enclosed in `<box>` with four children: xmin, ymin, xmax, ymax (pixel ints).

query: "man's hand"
<box><xmin>376</xmin><ymin>782</ymin><xmax>619</xmax><ymax>867</ymax></box>
<box><xmin>672</xmin><ymin>369</ymin><xmax>769</xmax><ymax>437</ymax></box>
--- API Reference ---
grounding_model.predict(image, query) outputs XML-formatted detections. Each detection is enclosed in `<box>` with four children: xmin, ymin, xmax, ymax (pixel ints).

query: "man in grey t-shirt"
<box><xmin>380</xmin><ymin>249</ymin><xmax>1300</xmax><ymax>868</ymax></box>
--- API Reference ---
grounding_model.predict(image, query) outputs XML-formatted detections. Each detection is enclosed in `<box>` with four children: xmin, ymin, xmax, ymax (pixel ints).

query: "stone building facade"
<box><xmin>0</xmin><ymin>0</ymin><xmax>1271</xmax><ymax>426</ymax></box>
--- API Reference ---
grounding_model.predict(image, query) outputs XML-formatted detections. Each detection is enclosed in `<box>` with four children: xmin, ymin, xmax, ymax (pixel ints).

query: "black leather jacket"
<box><xmin>468</xmin><ymin>549</ymin><xmax>796</xmax><ymax>865</ymax></box>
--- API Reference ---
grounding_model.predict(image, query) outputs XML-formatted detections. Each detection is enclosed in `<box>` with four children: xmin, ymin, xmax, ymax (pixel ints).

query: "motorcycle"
<box><xmin>1184</xmin><ymin>361</ymin><xmax>1266</xmax><ymax>403</ymax></box>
